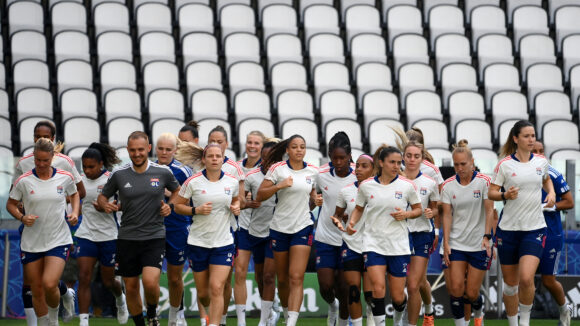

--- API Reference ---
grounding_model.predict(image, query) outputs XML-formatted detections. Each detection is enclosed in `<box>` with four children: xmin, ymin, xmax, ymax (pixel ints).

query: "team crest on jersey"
<box><xmin>395</xmin><ymin>191</ymin><xmax>403</xmax><ymax>199</ymax></box>
<box><xmin>306</xmin><ymin>176</ymin><xmax>312</xmax><ymax>184</ymax></box>
<box><xmin>224</xmin><ymin>187</ymin><xmax>231</xmax><ymax>195</ymax></box>
<box><xmin>536</xmin><ymin>167</ymin><xmax>542</xmax><ymax>175</ymax></box>
<box><xmin>420</xmin><ymin>187</ymin><xmax>427</xmax><ymax>196</ymax></box>
<box><xmin>473</xmin><ymin>190</ymin><xmax>481</xmax><ymax>198</ymax></box>
<box><xmin>97</xmin><ymin>185</ymin><xmax>104</xmax><ymax>193</ymax></box>
<box><xmin>150</xmin><ymin>178</ymin><xmax>160</xmax><ymax>187</ymax></box>
<box><xmin>57</xmin><ymin>186</ymin><xmax>64</xmax><ymax>194</ymax></box>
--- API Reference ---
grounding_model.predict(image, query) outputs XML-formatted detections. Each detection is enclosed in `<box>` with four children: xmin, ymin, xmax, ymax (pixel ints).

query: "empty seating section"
<box><xmin>1</xmin><ymin>0</ymin><xmax>579</xmax><ymax>161</ymax></box>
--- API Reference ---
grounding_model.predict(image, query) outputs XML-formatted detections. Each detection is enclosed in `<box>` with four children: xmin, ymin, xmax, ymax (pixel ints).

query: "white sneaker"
<box><xmin>267</xmin><ymin>308</ymin><xmax>280</xmax><ymax>326</ymax></box>
<box><xmin>116</xmin><ymin>294</ymin><xmax>129</xmax><ymax>324</ymax></box>
<box><xmin>176</xmin><ymin>310</ymin><xmax>188</xmax><ymax>326</ymax></box>
<box><xmin>79</xmin><ymin>316</ymin><xmax>89</xmax><ymax>326</ymax></box>
<box><xmin>327</xmin><ymin>299</ymin><xmax>339</xmax><ymax>326</ymax></box>
<box><xmin>558</xmin><ymin>304</ymin><xmax>572</xmax><ymax>326</ymax></box>
<box><xmin>62</xmin><ymin>288</ymin><xmax>75</xmax><ymax>323</ymax></box>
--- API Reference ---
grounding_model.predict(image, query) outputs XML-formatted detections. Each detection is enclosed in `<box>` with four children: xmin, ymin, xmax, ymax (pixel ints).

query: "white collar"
<box><xmin>131</xmin><ymin>160</ymin><xmax>151</xmax><ymax>173</ymax></box>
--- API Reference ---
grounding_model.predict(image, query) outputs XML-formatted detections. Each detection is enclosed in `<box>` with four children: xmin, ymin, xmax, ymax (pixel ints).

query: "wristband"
<box><xmin>501</xmin><ymin>192</ymin><xmax>506</xmax><ymax>201</ymax></box>
<box><xmin>191</xmin><ymin>205</ymin><xmax>196</xmax><ymax>216</ymax></box>
<box><xmin>168</xmin><ymin>203</ymin><xmax>174</xmax><ymax>211</ymax></box>
<box><xmin>434</xmin><ymin>228</ymin><xmax>440</xmax><ymax>236</ymax></box>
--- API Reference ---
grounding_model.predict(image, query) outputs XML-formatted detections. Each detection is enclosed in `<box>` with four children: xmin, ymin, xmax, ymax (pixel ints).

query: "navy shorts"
<box><xmin>449</xmin><ymin>249</ymin><xmax>492</xmax><ymax>271</ymax></box>
<box><xmin>341</xmin><ymin>242</ymin><xmax>364</xmax><ymax>272</ymax></box>
<box><xmin>188</xmin><ymin>244</ymin><xmax>235</xmax><ymax>272</ymax></box>
<box><xmin>363</xmin><ymin>251</ymin><xmax>410</xmax><ymax>277</ymax></box>
<box><xmin>75</xmin><ymin>237</ymin><xmax>117</xmax><ymax>267</ymax></box>
<box><xmin>410</xmin><ymin>231</ymin><xmax>435</xmax><ymax>258</ymax></box>
<box><xmin>237</xmin><ymin>228</ymin><xmax>269</xmax><ymax>264</ymax></box>
<box><xmin>269</xmin><ymin>225</ymin><xmax>314</xmax><ymax>252</ymax></box>
<box><xmin>496</xmin><ymin>227</ymin><xmax>546</xmax><ymax>265</ymax></box>
<box><xmin>539</xmin><ymin>233</ymin><xmax>563</xmax><ymax>275</ymax></box>
<box><xmin>165</xmin><ymin>229</ymin><xmax>188</xmax><ymax>266</ymax></box>
<box><xmin>315</xmin><ymin>240</ymin><xmax>342</xmax><ymax>270</ymax></box>
<box><xmin>21</xmin><ymin>244</ymin><xmax>70</xmax><ymax>265</ymax></box>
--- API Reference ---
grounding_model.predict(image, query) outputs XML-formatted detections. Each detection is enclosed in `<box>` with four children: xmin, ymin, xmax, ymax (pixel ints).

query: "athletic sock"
<box><xmin>283</xmin><ymin>307</ymin><xmax>289</xmax><ymax>322</ymax></box>
<box><xmin>146</xmin><ymin>304</ymin><xmax>157</xmax><ymax>319</ymax></box>
<box><xmin>25</xmin><ymin>308</ymin><xmax>37</xmax><ymax>326</ymax></box>
<box><xmin>453</xmin><ymin>318</ymin><xmax>465</xmax><ymax>326</ymax></box>
<box><xmin>236</xmin><ymin>304</ymin><xmax>246</xmax><ymax>325</ymax></box>
<box><xmin>519</xmin><ymin>303</ymin><xmax>532</xmax><ymax>326</ymax></box>
<box><xmin>371</xmin><ymin>297</ymin><xmax>386</xmax><ymax>326</ymax></box>
<box><xmin>259</xmin><ymin>300</ymin><xmax>273</xmax><ymax>325</ymax></box>
<box><xmin>221</xmin><ymin>314</ymin><xmax>227</xmax><ymax>325</ymax></box>
<box><xmin>424</xmin><ymin>303</ymin><xmax>433</xmax><ymax>315</ymax></box>
<box><xmin>132</xmin><ymin>314</ymin><xmax>145</xmax><ymax>326</ymax></box>
<box><xmin>472</xmin><ymin>295</ymin><xmax>484</xmax><ymax>318</ymax></box>
<box><xmin>115</xmin><ymin>293</ymin><xmax>125</xmax><ymax>306</ymax></box>
<box><xmin>351</xmin><ymin>317</ymin><xmax>363</xmax><ymax>326</ymax></box>
<box><xmin>338</xmin><ymin>318</ymin><xmax>349</xmax><ymax>326</ymax></box>
<box><xmin>392</xmin><ymin>298</ymin><xmax>406</xmax><ymax>326</ymax></box>
<box><xmin>169</xmin><ymin>305</ymin><xmax>179</xmax><ymax>322</ymax></box>
<box><xmin>23</xmin><ymin>284</ymin><xmax>36</xmax><ymax>326</ymax></box>
<box><xmin>286</xmin><ymin>311</ymin><xmax>299</xmax><ymax>326</ymax></box>
<box><xmin>37</xmin><ymin>314</ymin><xmax>49</xmax><ymax>326</ymax></box>
<box><xmin>47</xmin><ymin>305</ymin><xmax>59</xmax><ymax>324</ymax></box>
<box><xmin>58</xmin><ymin>281</ymin><xmax>68</xmax><ymax>296</ymax></box>
<box><xmin>449</xmin><ymin>296</ymin><xmax>464</xmax><ymax>320</ymax></box>
<box><xmin>507</xmin><ymin>314</ymin><xmax>518</xmax><ymax>326</ymax></box>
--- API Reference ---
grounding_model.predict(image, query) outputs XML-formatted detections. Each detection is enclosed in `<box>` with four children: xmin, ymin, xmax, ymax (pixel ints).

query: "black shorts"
<box><xmin>115</xmin><ymin>238</ymin><xmax>165</xmax><ymax>277</ymax></box>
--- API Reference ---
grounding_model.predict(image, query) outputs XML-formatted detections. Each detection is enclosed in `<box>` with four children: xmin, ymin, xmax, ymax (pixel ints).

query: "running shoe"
<box><xmin>327</xmin><ymin>298</ymin><xmax>339</xmax><ymax>326</ymax></box>
<box><xmin>62</xmin><ymin>288</ymin><xmax>75</xmax><ymax>323</ymax></box>
<box><xmin>267</xmin><ymin>308</ymin><xmax>280</xmax><ymax>326</ymax></box>
<box><xmin>116</xmin><ymin>294</ymin><xmax>129</xmax><ymax>324</ymax></box>
<box><xmin>474</xmin><ymin>316</ymin><xmax>484</xmax><ymax>326</ymax></box>
<box><xmin>558</xmin><ymin>303</ymin><xmax>572</xmax><ymax>326</ymax></box>
<box><xmin>176</xmin><ymin>310</ymin><xmax>188</xmax><ymax>326</ymax></box>
<box><xmin>147</xmin><ymin>316</ymin><xmax>161</xmax><ymax>326</ymax></box>
<box><xmin>423</xmin><ymin>313</ymin><xmax>435</xmax><ymax>326</ymax></box>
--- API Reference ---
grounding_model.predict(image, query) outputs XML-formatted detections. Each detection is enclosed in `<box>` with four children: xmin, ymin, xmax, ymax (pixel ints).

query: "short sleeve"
<box><xmin>65</xmin><ymin>177</ymin><xmax>78</xmax><ymax>196</ymax></box>
<box><xmin>244</xmin><ymin>176</ymin><xmax>252</xmax><ymax>193</ymax></box>
<box><xmin>101</xmin><ymin>173</ymin><xmax>118</xmax><ymax>198</ymax></box>
<box><xmin>336</xmin><ymin>187</ymin><xmax>347</xmax><ymax>208</ymax></box>
<box><xmin>265</xmin><ymin>165</ymin><xmax>279</xmax><ymax>184</ymax></box>
<box><xmin>179</xmin><ymin>179</ymin><xmax>194</xmax><ymax>199</ymax></box>
<box><xmin>440</xmin><ymin>185</ymin><xmax>451</xmax><ymax>205</ymax></box>
<box><xmin>165</xmin><ymin>170</ymin><xmax>180</xmax><ymax>192</ymax></box>
<box><xmin>315</xmin><ymin>174</ymin><xmax>322</xmax><ymax>193</ymax></box>
<box><xmin>552</xmin><ymin>170</ymin><xmax>570</xmax><ymax>196</ymax></box>
<box><xmin>429</xmin><ymin>182</ymin><xmax>440</xmax><ymax>202</ymax></box>
<box><xmin>435</xmin><ymin>169</ymin><xmax>444</xmax><ymax>185</ymax></box>
<box><xmin>354</xmin><ymin>184</ymin><xmax>368</xmax><ymax>207</ymax></box>
<box><xmin>70</xmin><ymin>165</ymin><xmax>82</xmax><ymax>184</ymax></box>
<box><xmin>406</xmin><ymin>184</ymin><xmax>421</xmax><ymax>205</ymax></box>
<box><xmin>491</xmin><ymin>162</ymin><xmax>505</xmax><ymax>186</ymax></box>
<box><xmin>12</xmin><ymin>163</ymin><xmax>23</xmax><ymax>183</ymax></box>
<box><xmin>232</xmin><ymin>180</ymin><xmax>239</xmax><ymax>197</ymax></box>
<box><xmin>542</xmin><ymin>159</ymin><xmax>550</xmax><ymax>180</ymax></box>
<box><xmin>9</xmin><ymin>181</ymin><xmax>23</xmax><ymax>201</ymax></box>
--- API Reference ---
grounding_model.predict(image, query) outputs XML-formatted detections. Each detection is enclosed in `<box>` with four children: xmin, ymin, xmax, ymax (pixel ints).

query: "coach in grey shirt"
<box><xmin>98</xmin><ymin>131</ymin><xmax>180</xmax><ymax>326</ymax></box>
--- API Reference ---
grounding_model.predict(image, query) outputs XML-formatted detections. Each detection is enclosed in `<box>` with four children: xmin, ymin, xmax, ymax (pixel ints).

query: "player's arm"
<box><xmin>238</xmin><ymin>180</ymin><xmax>247</xmax><ymax>209</ymax></box>
<box><xmin>542</xmin><ymin>175</ymin><xmax>556</xmax><ymax>207</ymax></box>
<box><xmin>257</xmin><ymin>179</ymin><xmax>279</xmax><ymax>201</ymax></box>
<box><xmin>345</xmin><ymin>205</ymin><xmax>364</xmax><ymax>234</ymax></box>
<box><xmin>75</xmin><ymin>181</ymin><xmax>86</xmax><ymax>199</ymax></box>
<box><xmin>556</xmin><ymin>191</ymin><xmax>574</xmax><ymax>211</ymax></box>
<box><xmin>67</xmin><ymin>191</ymin><xmax>80</xmax><ymax>226</ymax></box>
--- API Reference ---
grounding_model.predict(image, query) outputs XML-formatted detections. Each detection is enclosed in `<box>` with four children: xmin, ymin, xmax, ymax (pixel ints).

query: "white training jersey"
<box><xmin>13</xmin><ymin>152</ymin><xmax>82</xmax><ymax>184</ymax></box>
<box><xmin>265</xmin><ymin>160</ymin><xmax>318</xmax><ymax>234</ymax></box>
<box><xmin>245</xmin><ymin>167</ymin><xmax>276</xmax><ymax>238</ymax></box>
<box><xmin>75</xmin><ymin>171</ymin><xmax>118</xmax><ymax>242</ymax></box>
<box><xmin>492</xmin><ymin>154</ymin><xmax>549</xmax><ymax>231</ymax></box>
<box><xmin>179</xmin><ymin>170</ymin><xmax>239</xmax><ymax>248</ymax></box>
<box><xmin>356</xmin><ymin>175</ymin><xmax>421</xmax><ymax>256</ymax></box>
<box><xmin>336</xmin><ymin>182</ymin><xmax>366</xmax><ymax>254</ymax></box>
<box><xmin>420</xmin><ymin>160</ymin><xmax>444</xmax><ymax>185</ymax></box>
<box><xmin>441</xmin><ymin>171</ymin><xmax>491</xmax><ymax>252</ymax></box>
<box><xmin>223</xmin><ymin>157</ymin><xmax>245</xmax><ymax>181</ymax></box>
<box><xmin>407</xmin><ymin>172</ymin><xmax>440</xmax><ymax>233</ymax></box>
<box><xmin>237</xmin><ymin>158</ymin><xmax>260</xmax><ymax>230</ymax></box>
<box><xmin>315</xmin><ymin>164</ymin><xmax>357</xmax><ymax>246</ymax></box>
<box><xmin>10</xmin><ymin>168</ymin><xmax>77</xmax><ymax>252</ymax></box>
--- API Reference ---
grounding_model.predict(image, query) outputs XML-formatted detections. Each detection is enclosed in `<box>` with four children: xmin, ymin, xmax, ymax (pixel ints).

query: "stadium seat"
<box><xmin>136</xmin><ymin>3</ymin><xmax>172</xmax><ymax>37</ymax></box>
<box><xmin>304</xmin><ymin>148</ymin><xmax>324</xmax><ymax>166</ymax></box>
<box><xmin>424</xmin><ymin>0</ymin><xmax>458</xmax><ymax>22</ymax></box>
<box><xmin>428</xmin><ymin>148</ymin><xmax>453</xmax><ymax>164</ymax></box>
<box><xmin>94</xmin><ymin>2</ymin><xmax>130</xmax><ymax>36</ymax></box>
<box><xmin>491</xmin><ymin>91</ymin><xmax>528</xmax><ymax>136</ymax></box>
<box><xmin>300</xmin><ymin>0</ymin><xmax>333</xmax><ymax>20</ymax></box>
<box><xmin>340</xmin><ymin>0</ymin><xmax>375</xmax><ymax>22</ymax></box>
<box><xmin>57</xmin><ymin>60</ymin><xmax>93</xmax><ymax>98</ymax></box>
<box><xmin>228</xmin><ymin>62</ymin><xmax>265</xmax><ymax>103</ymax></box>
<box><xmin>104</xmin><ymin>89</ymin><xmax>141</xmax><ymax>124</ymax></box>
<box><xmin>498</xmin><ymin>119</ymin><xmax>519</xmax><ymax>145</ymax></box>
<box><xmin>186</xmin><ymin>61</ymin><xmax>223</xmax><ymax>104</ymax></box>
<box><xmin>178</xmin><ymin>4</ymin><xmax>214</xmax><ymax>38</ymax></box>
<box><xmin>535</xmin><ymin>91</ymin><xmax>572</xmax><ymax>138</ymax></box>
<box><xmin>345</xmin><ymin>5</ymin><xmax>381</xmax><ymax>47</ymax></box>
<box><xmin>97</xmin><ymin>32</ymin><xmax>133</xmax><ymax>67</ymax></box>
<box><xmin>362</xmin><ymin>91</ymin><xmax>399</xmax><ymax>131</ymax></box>
<box><xmin>513</xmin><ymin>6</ymin><xmax>549</xmax><ymax>52</ymax></box>
<box><xmin>387</xmin><ymin>5</ymin><xmax>422</xmax><ymax>48</ymax></box>
<box><xmin>448</xmin><ymin>91</ymin><xmax>485</xmax><ymax>137</ymax></box>
<box><xmin>281</xmin><ymin>118</ymin><xmax>319</xmax><ymax>148</ymax></box>
<box><xmin>429</xmin><ymin>5</ymin><xmax>464</xmax><ymax>49</ymax></box>
<box><xmin>234</xmin><ymin>90</ymin><xmax>271</xmax><ymax>123</ymax></box>
<box><xmin>266</xmin><ymin>34</ymin><xmax>303</xmax><ymax>71</ymax></box>
<box><xmin>350</xmin><ymin>34</ymin><xmax>387</xmax><ymax>74</ymax></box>
<box><xmin>0</xmin><ymin>90</ymin><xmax>9</xmax><ymax>119</ymax></box>
<box><xmin>413</xmin><ymin>119</ymin><xmax>449</xmax><ymax>149</ymax></box>
<box><xmin>309</xmin><ymin>34</ymin><xmax>345</xmax><ymax>74</ymax></box>
<box><xmin>381</xmin><ymin>0</ymin><xmax>417</xmax><ymax>21</ymax></box>
<box><xmin>303</xmin><ymin>5</ymin><xmax>340</xmax><ymax>46</ymax></box>
<box><xmin>571</xmin><ymin>65</ymin><xmax>580</xmax><ymax>112</ymax></box>
<box><xmin>435</xmin><ymin>34</ymin><xmax>471</xmax><ymax>80</ymax></box>
<box><xmin>197</xmin><ymin>118</ymin><xmax>232</xmax><ymax>147</ymax></box>
<box><xmin>16</xmin><ymin>88</ymin><xmax>53</xmax><ymax>123</ymax></box>
<box><xmin>549</xmin><ymin>0</ymin><xmax>578</xmax><ymax>23</ymax></box>
<box><xmin>151</xmin><ymin>118</ymin><xmax>186</xmax><ymax>149</ymax></box>
<box><xmin>484</xmin><ymin>63</ymin><xmax>520</xmax><ymax>109</ymax></box>
<box><xmin>238</xmin><ymin>118</ymin><xmax>275</xmax><ymax>150</ymax></box>
<box><xmin>220</xmin><ymin>4</ymin><xmax>255</xmax><ymax>42</ymax></box>
<box><xmin>54</xmin><ymin>31</ymin><xmax>90</xmax><ymax>65</ymax></box>
<box><xmin>107</xmin><ymin>117</ymin><xmax>144</xmax><ymax>148</ymax></box>
<box><xmin>175</xmin><ymin>0</ymin><xmax>210</xmax><ymax>15</ymax></box>
<box><xmin>9</xmin><ymin>1</ymin><xmax>44</xmax><ymax>35</ymax></box>
<box><xmin>356</xmin><ymin>63</ymin><xmax>392</xmax><ymax>108</ymax></box>
<box><xmin>140</xmin><ymin>32</ymin><xmax>175</xmax><ymax>69</ymax></box>
<box><xmin>470</xmin><ymin>5</ymin><xmax>506</xmax><ymax>51</ymax></box>
<box><xmin>542</xmin><ymin>120</ymin><xmax>580</xmax><ymax>156</ymax></box>
<box><xmin>313</xmin><ymin>63</ymin><xmax>350</xmax><ymax>109</ymax></box>
<box><xmin>325</xmin><ymin>119</ymin><xmax>363</xmax><ymax>150</ymax></box>
<box><xmin>555</xmin><ymin>5</ymin><xmax>580</xmax><ymax>52</ymax></box>
<box><xmin>399</xmin><ymin>63</ymin><xmax>436</xmax><ymax>109</ymax></box>
<box><xmin>0</xmin><ymin>145</ymin><xmax>14</xmax><ymax>171</ymax></box>
<box><xmin>61</xmin><ymin>89</ymin><xmax>98</xmax><ymax>121</ymax></box>
<box><xmin>277</xmin><ymin>90</ymin><xmax>314</xmax><ymax>128</ymax></box>
<box><xmin>143</xmin><ymin>61</ymin><xmax>180</xmax><ymax>104</ymax></box>
<box><xmin>319</xmin><ymin>90</ymin><xmax>356</xmax><ymax>128</ymax></box>
<box><xmin>563</xmin><ymin>35</ymin><xmax>580</xmax><ymax>82</ymax></box>
<box><xmin>526</xmin><ymin>63</ymin><xmax>564</xmax><ymax>109</ymax></box>
<box><xmin>63</xmin><ymin>117</ymin><xmax>100</xmax><ymax>149</ymax></box>
<box><xmin>149</xmin><ymin>89</ymin><xmax>185</xmax><ymax>126</ymax></box>
<box><xmin>472</xmin><ymin>148</ymin><xmax>498</xmax><ymax>174</ymax></box>
<box><xmin>477</xmin><ymin>34</ymin><xmax>514</xmax><ymax>80</ymax></box>
<box><xmin>405</xmin><ymin>91</ymin><xmax>443</xmax><ymax>128</ymax></box>
<box><xmin>262</xmin><ymin>4</ymin><xmax>298</xmax><ymax>42</ymax></box>
<box><xmin>224</xmin><ymin>33</ymin><xmax>260</xmax><ymax>70</ymax></box>
<box><xmin>368</xmin><ymin>119</ymin><xmax>405</xmax><ymax>152</ymax></box>
<box><xmin>519</xmin><ymin>34</ymin><xmax>556</xmax><ymax>82</ymax></box>
<box><xmin>271</xmin><ymin>63</ymin><xmax>308</xmax><ymax>104</ymax></box>
<box><xmin>13</xmin><ymin>60</ymin><xmax>49</xmax><ymax>94</ymax></box>
<box><xmin>51</xmin><ymin>1</ymin><xmax>86</xmax><ymax>36</ymax></box>
<box><xmin>10</xmin><ymin>31</ymin><xmax>47</xmax><ymax>64</ymax></box>
<box><xmin>507</xmin><ymin>0</ymin><xmax>541</xmax><ymax>24</ymax></box>
<box><xmin>392</xmin><ymin>34</ymin><xmax>429</xmax><ymax>80</ymax></box>
<box><xmin>465</xmin><ymin>0</ymin><xmax>500</xmax><ymax>24</ymax></box>
<box><xmin>455</xmin><ymin>119</ymin><xmax>492</xmax><ymax>149</ymax></box>
<box><xmin>133</xmin><ymin>0</ymin><xmax>168</xmax><ymax>12</ymax></box>
<box><xmin>182</xmin><ymin>33</ymin><xmax>218</xmax><ymax>67</ymax></box>
<box><xmin>440</xmin><ymin>64</ymin><xmax>478</xmax><ymax>109</ymax></box>
<box><xmin>191</xmin><ymin>90</ymin><xmax>228</xmax><ymax>121</ymax></box>
<box><xmin>259</xmin><ymin>0</ymin><xmax>293</xmax><ymax>20</ymax></box>
<box><xmin>550</xmin><ymin>149</ymin><xmax>580</xmax><ymax>161</ymax></box>
<box><xmin>100</xmin><ymin>60</ymin><xmax>137</xmax><ymax>101</ymax></box>
<box><xmin>217</xmin><ymin>0</ymin><xmax>250</xmax><ymax>18</ymax></box>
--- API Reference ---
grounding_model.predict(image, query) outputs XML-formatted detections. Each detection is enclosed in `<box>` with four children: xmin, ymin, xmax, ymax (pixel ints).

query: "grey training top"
<box><xmin>102</xmin><ymin>161</ymin><xmax>180</xmax><ymax>240</ymax></box>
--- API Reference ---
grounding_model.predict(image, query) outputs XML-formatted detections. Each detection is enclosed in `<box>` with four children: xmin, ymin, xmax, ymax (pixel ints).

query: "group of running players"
<box><xmin>4</xmin><ymin>119</ymin><xmax>574</xmax><ymax>326</ymax></box>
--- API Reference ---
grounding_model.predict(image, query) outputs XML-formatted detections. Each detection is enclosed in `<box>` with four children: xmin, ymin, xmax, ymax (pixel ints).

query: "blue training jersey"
<box><xmin>541</xmin><ymin>165</ymin><xmax>570</xmax><ymax>237</ymax></box>
<box><xmin>160</xmin><ymin>159</ymin><xmax>193</xmax><ymax>231</ymax></box>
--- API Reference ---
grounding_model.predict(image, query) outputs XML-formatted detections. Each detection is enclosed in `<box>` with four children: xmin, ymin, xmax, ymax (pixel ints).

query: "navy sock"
<box><xmin>22</xmin><ymin>285</ymin><xmax>33</xmax><ymax>308</ymax></box>
<box><xmin>371</xmin><ymin>297</ymin><xmax>386</xmax><ymax>316</ymax></box>
<box><xmin>146</xmin><ymin>304</ymin><xmax>157</xmax><ymax>319</ymax></box>
<box><xmin>58</xmin><ymin>281</ymin><xmax>68</xmax><ymax>296</ymax></box>
<box><xmin>450</xmin><ymin>296</ymin><xmax>465</xmax><ymax>319</ymax></box>
<box><xmin>471</xmin><ymin>294</ymin><xmax>483</xmax><ymax>311</ymax></box>
<box><xmin>132</xmin><ymin>314</ymin><xmax>145</xmax><ymax>326</ymax></box>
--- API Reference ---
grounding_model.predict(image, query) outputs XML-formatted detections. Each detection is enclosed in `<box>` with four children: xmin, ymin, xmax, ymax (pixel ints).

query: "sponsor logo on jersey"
<box><xmin>512</xmin><ymin>172</ymin><xmax>517</xmax><ymax>177</ymax></box>
<box><xmin>224</xmin><ymin>187</ymin><xmax>231</xmax><ymax>195</ymax></box>
<box><xmin>57</xmin><ymin>186</ymin><xmax>64</xmax><ymax>195</ymax></box>
<box><xmin>124</xmin><ymin>182</ymin><xmax>132</xmax><ymax>188</ymax></box>
<box><xmin>324</xmin><ymin>186</ymin><xmax>328</xmax><ymax>191</ymax></box>
<box><xmin>350</xmin><ymin>198</ymin><xmax>355</xmax><ymax>202</ymax></box>
<box><xmin>370</xmin><ymin>195</ymin><xmax>374</xmax><ymax>199</ymax></box>
<box><xmin>420</xmin><ymin>187</ymin><xmax>427</xmax><ymax>196</ymax></box>
<box><xmin>150</xmin><ymin>178</ymin><xmax>160</xmax><ymax>187</ymax></box>
<box><xmin>395</xmin><ymin>191</ymin><xmax>402</xmax><ymax>199</ymax></box>
<box><xmin>30</xmin><ymin>190</ymin><xmax>34</xmax><ymax>195</ymax></box>
<box><xmin>536</xmin><ymin>167</ymin><xmax>542</xmax><ymax>175</ymax></box>
<box><xmin>201</xmin><ymin>190</ymin><xmax>206</xmax><ymax>194</ymax></box>
<box><xmin>473</xmin><ymin>190</ymin><xmax>481</xmax><ymax>198</ymax></box>
<box><xmin>453</xmin><ymin>195</ymin><xmax>456</xmax><ymax>199</ymax></box>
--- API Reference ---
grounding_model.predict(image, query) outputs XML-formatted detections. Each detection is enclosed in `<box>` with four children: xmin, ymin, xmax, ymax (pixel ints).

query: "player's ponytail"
<box><xmin>175</xmin><ymin>141</ymin><xmax>204</xmax><ymax>171</ymax></box>
<box><xmin>261</xmin><ymin>139</ymin><xmax>280</xmax><ymax>173</ymax></box>
<box><xmin>262</xmin><ymin>135</ymin><xmax>305</xmax><ymax>171</ymax></box>
<box><xmin>83</xmin><ymin>143</ymin><xmax>121</xmax><ymax>171</ymax></box>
